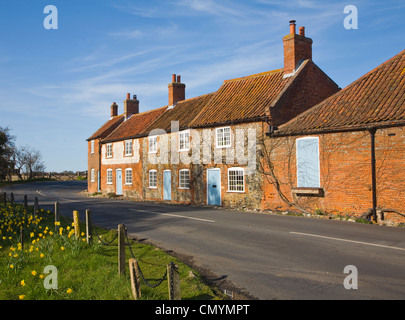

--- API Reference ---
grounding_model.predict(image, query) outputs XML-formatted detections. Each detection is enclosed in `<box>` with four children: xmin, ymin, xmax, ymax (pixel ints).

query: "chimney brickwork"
<box><xmin>283</xmin><ymin>20</ymin><xmax>313</xmax><ymax>76</ymax></box>
<box><xmin>124</xmin><ymin>93</ymin><xmax>139</xmax><ymax>118</ymax></box>
<box><xmin>168</xmin><ymin>74</ymin><xmax>186</xmax><ymax>106</ymax></box>
<box><xmin>111</xmin><ymin>102</ymin><xmax>118</xmax><ymax>117</ymax></box>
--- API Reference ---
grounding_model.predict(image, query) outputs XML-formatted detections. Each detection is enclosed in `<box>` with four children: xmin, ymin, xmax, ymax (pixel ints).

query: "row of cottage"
<box><xmin>87</xmin><ymin>21</ymin><xmax>405</xmax><ymax>224</ymax></box>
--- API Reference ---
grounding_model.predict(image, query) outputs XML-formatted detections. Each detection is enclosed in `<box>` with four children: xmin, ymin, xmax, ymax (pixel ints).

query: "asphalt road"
<box><xmin>2</xmin><ymin>180</ymin><xmax>405</xmax><ymax>300</ymax></box>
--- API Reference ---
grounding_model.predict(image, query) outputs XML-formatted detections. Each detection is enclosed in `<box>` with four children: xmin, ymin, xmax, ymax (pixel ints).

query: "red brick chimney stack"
<box><xmin>283</xmin><ymin>20</ymin><xmax>313</xmax><ymax>76</ymax></box>
<box><xmin>111</xmin><ymin>102</ymin><xmax>118</xmax><ymax>117</ymax></box>
<box><xmin>124</xmin><ymin>93</ymin><xmax>139</xmax><ymax>119</ymax></box>
<box><xmin>168</xmin><ymin>74</ymin><xmax>186</xmax><ymax>107</ymax></box>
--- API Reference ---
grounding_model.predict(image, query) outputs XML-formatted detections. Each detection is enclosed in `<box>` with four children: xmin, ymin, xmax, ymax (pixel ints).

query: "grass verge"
<box><xmin>0</xmin><ymin>202</ymin><xmax>226</xmax><ymax>300</ymax></box>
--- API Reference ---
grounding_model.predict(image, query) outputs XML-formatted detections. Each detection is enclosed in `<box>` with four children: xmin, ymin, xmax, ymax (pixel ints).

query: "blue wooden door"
<box><xmin>163</xmin><ymin>170</ymin><xmax>171</xmax><ymax>200</ymax></box>
<box><xmin>207</xmin><ymin>169</ymin><xmax>221</xmax><ymax>206</ymax></box>
<box><xmin>116</xmin><ymin>169</ymin><xmax>123</xmax><ymax>195</ymax></box>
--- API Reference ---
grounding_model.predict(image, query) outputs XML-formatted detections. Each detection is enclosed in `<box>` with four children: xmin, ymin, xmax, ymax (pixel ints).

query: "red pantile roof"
<box><xmin>190</xmin><ymin>69</ymin><xmax>290</xmax><ymax>127</ymax></box>
<box><xmin>102</xmin><ymin>106</ymin><xmax>167</xmax><ymax>142</ymax></box>
<box><xmin>151</xmin><ymin>92</ymin><xmax>216</xmax><ymax>132</ymax></box>
<box><xmin>87</xmin><ymin>115</ymin><xmax>124</xmax><ymax>141</ymax></box>
<box><xmin>274</xmin><ymin>50</ymin><xmax>405</xmax><ymax>136</ymax></box>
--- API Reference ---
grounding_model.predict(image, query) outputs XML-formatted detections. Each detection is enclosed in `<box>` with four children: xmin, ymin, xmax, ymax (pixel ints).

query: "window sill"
<box><xmin>226</xmin><ymin>190</ymin><xmax>245</xmax><ymax>193</ymax></box>
<box><xmin>149</xmin><ymin>186</ymin><xmax>157</xmax><ymax>189</ymax></box>
<box><xmin>292</xmin><ymin>187</ymin><xmax>324</xmax><ymax>197</ymax></box>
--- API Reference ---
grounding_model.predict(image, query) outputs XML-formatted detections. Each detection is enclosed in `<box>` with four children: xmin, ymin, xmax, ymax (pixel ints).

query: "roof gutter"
<box><xmin>269</xmin><ymin>121</ymin><xmax>405</xmax><ymax>138</ymax></box>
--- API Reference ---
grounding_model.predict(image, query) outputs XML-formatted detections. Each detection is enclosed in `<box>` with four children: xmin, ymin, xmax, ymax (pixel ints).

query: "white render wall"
<box><xmin>101</xmin><ymin>140</ymin><xmax>141</xmax><ymax>165</ymax></box>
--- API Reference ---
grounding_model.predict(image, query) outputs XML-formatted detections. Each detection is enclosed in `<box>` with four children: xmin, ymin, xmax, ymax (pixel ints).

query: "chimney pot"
<box><xmin>177</xmin><ymin>75</ymin><xmax>181</xmax><ymax>83</ymax></box>
<box><xmin>299</xmin><ymin>26</ymin><xmax>305</xmax><ymax>36</ymax></box>
<box><xmin>172</xmin><ymin>74</ymin><xmax>177</xmax><ymax>83</ymax></box>
<box><xmin>127</xmin><ymin>93</ymin><xmax>130</xmax><ymax>100</ymax></box>
<box><xmin>289</xmin><ymin>20</ymin><xmax>296</xmax><ymax>34</ymax></box>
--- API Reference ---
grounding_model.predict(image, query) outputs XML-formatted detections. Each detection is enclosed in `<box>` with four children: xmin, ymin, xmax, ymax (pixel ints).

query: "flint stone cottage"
<box><xmin>87</xmin><ymin>21</ymin><xmax>405</xmax><ymax>224</ymax></box>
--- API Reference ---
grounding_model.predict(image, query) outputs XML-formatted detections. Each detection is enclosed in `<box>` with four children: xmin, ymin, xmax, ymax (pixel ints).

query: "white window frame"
<box><xmin>179</xmin><ymin>169</ymin><xmax>190</xmax><ymax>189</ymax></box>
<box><xmin>125</xmin><ymin>168</ymin><xmax>133</xmax><ymax>185</ymax></box>
<box><xmin>179</xmin><ymin>130</ymin><xmax>190</xmax><ymax>152</ymax></box>
<box><xmin>148</xmin><ymin>136</ymin><xmax>158</xmax><ymax>154</ymax></box>
<box><xmin>106</xmin><ymin>143</ymin><xmax>113</xmax><ymax>158</ymax></box>
<box><xmin>106</xmin><ymin>169</ymin><xmax>113</xmax><ymax>185</ymax></box>
<box><xmin>227</xmin><ymin>167</ymin><xmax>245</xmax><ymax>193</ymax></box>
<box><xmin>91</xmin><ymin>140</ymin><xmax>95</xmax><ymax>154</ymax></box>
<box><xmin>216</xmin><ymin>127</ymin><xmax>231</xmax><ymax>148</ymax></box>
<box><xmin>125</xmin><ymin>140</ymin><xmax>133</xmax><ymax>156</ymax></box>
<box><xmin>90</xmin><ymin>168</ymin><xmax>95</xmax><ymax>182</ymax></box>
<box><xmin>149</xmin><ymin>170</ymin><xmax>157</xmax><ymax>188</ymax></box>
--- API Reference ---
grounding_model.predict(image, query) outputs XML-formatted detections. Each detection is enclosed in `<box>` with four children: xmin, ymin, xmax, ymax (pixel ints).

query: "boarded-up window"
<box><xmin>296</xmin><ymin>137</ymin><xmax>320</xmax><ymax>188</ymax></box>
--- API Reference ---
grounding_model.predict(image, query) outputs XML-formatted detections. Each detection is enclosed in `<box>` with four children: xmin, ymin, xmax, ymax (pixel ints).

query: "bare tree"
<box><xmin>14</xmin><ymin>145</ymin><xmax>46</xmax><ymax>180</ymax></box>
<box><xmin>0</xmin><ymin>127</ymin><xmax>15</xmax><ymax>181</ymax></box>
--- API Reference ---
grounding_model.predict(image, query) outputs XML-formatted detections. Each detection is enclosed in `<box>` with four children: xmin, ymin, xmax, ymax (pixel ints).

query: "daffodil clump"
<box><xmin>0</xmin><ymin>201</ymin><xmax>88</xmax><ymax>300</ymax></box>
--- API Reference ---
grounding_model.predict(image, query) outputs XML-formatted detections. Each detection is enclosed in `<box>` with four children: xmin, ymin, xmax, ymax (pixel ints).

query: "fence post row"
<box><xmin>0</xmin><ymin>197</ymin><xmax>182</xmax><ymax>300</ymax></box>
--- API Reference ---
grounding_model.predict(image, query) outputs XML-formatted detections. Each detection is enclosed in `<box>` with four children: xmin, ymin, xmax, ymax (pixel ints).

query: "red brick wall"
<box><xmin>87</xmin><ymin>139</ymin><xmax>100</xmax><ymax>194</ymax></box>
<box><xmin>262</xmin><ymin>126</ymin><xmax>405</xmax><ymax>223</ymax></box>
<box><xmin>271</xmin><ymin>61</ymin><xmax>340</xmax><ymax>127</ymax></box>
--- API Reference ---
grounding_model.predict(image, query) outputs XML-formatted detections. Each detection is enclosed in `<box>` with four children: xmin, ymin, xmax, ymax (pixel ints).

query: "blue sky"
<box><xmin>0</xmin><ymin>0</ymin><xmax>404</xmax><ymax>172</ymax></box>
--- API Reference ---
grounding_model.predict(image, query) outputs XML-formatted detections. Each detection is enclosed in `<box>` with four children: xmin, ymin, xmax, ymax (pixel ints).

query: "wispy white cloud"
<box><xmin>108</xmin><ymin>29</ymin><xmax>144</xmax><ymax>39</ymax></box>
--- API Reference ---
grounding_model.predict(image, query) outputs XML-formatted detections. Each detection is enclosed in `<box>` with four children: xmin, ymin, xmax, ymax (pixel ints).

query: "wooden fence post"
<box><xmin>86</xmin><ymin>209</ymin><xmax>92</xmax><ymax>245</ymax></box>
<box><xmin>34</xmin><ymin>197</ymin><xmax>39</xmax><ymax>214</ymax></box>
<box><xmin>73</xmin><ymin>210</ymin><xmax>80</xmax><ymax>239</ymax></box>
<box><xmin>2</xmin><ymin>192</ymin><xmax>6</xmax><ymax>206</ymax></box>
<box><xmin>10</xmin><ymin>192</ymin><xmax>14</xmax><ymax>205</ymax></box>
<box><xmin>24</xmin><ymin>195</ymin><xmax>28</xmax><ymax>210</ymax></box>
<box><xmin>129</xmin><ymin>258</ymin><xmax>142</xmax><ymax>300</ymax></box>
<box><xmin>167</xmin><ymin>262</ymin><xmax>181</xmax><ymax>300</ymax></box>
<box><xmin>118</xmin><ymin>224</ymin><xmax>126</xmax><ymax>275</ymax></box>
<box><xmin>20</xmin><ymin>227</ymin><xmax>24</xmax><ymax>251</ymax></box>
<box><xmin>54</xmin><ymin>202</ymin><xmax>60</xmax><ymax>230</ymax></box>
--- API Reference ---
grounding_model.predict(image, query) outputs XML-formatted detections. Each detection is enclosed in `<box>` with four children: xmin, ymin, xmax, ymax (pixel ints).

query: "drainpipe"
<box><xmin>369</xmin><ymin>128</ymin><xmax>377</xmax><ymax>222</ymax></box>
<box><xmin>98</xmin><ymin>138</ymin><xmax>102</xmax><ymax>192</ymax></box>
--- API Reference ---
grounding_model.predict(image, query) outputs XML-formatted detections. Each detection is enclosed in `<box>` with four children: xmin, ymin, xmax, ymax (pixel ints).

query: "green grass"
<box><xmin>0</xmin><ymin>202</ymin><xmax>226</xmax><ymax>300</ymax></box>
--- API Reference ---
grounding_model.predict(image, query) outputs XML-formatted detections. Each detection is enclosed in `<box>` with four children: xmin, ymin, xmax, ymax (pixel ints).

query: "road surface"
<box><xmin>2</xmin><ymin>180</ymin><xmax>405</xmax><ymax>300</ymax></box>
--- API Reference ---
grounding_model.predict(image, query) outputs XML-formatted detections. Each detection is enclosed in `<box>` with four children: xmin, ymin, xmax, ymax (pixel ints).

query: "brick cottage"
<box><xmin>86</xmin><ymin>21</ymin><xmax>405</xmax><ymax>224</ymax></box>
